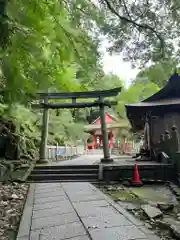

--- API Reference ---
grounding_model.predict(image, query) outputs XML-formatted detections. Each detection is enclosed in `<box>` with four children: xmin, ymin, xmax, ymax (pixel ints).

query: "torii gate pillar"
<box><xmin>99</xmin><ymin>98</ymin><xmax>113</xmax><ymax>163</ymax></box>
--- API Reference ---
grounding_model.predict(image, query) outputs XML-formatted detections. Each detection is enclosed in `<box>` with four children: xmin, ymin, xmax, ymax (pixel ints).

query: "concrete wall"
<box><xmin>103</xmin><ymin>164</ymin><xmax>175</xmax><ymax>182</ymax></box>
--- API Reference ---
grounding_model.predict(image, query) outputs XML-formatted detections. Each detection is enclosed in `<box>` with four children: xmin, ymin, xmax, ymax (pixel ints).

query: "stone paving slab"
<box><xmin>67</xmin><ymin>194</ymin><xmax>104</xmax><ymax>202</ymax></box>
<box><xmin>17</xmin><ymin>182</ymin><xmax>161</xmax><ymax>240</ymax></box>
<box><xmin>81</xmin><ymin>213</ymin><xmax>132</xmax><ymax>228</ymax></box>
<box><xmin>35</xmin><ymin>182</ymin><xmax>61</xmax><ymax>188</ymax></box>
<box><xmin>33</xmin><ymin>197</ymin><xmax>68</xmax><ymax>210</ymax></box>
<box><xmin>34</xmin><ymin>189</ymin><xmax>65</xmax><ymax>198</ymax></box>
<box><xmin>32</xmin><ymin>202</ymin><xmax>73</xmax><ymax>219</ymax></box>
<box><xmin>61</xmin><ymin>182</ymin><xmax>98</xmax><ymax>194</ymax></box>
<box><xmin>30</xmin><ymin>222</ymin><xmax>87</xmax><ymax>240</ymax></box>
<box><xmin>89</xmin><ymin>226</ymin><xmax>147</xmax><ymax>240</ymax></box>
<box><xmin>34</xmin><ymin>195</ymin><xmax>68</xmax><ymax>204</ymax></box>
<box><xmin>73</xmin><ymin>205</ymin><xmax>123</xmax><ymax>218</ymax></box>
<box><xmin>31</xmin><ymin>212</ymin><xmax>79</xmax><ymax>230</ymax></box>
<box><xmin>68</xmin><ymin>236</ymin><xmax>90</xmax><ymax>240</ymax></box>
<box><xmin>73</xmin><ymin>199</ymin><xmax>109</xmax><ymax>209</ymax></box>
<box><xmin>35</xmin><ymin>187</ymin><xmax>62</xmax><ymax>194</ymax></box>
<box><xmin>35</xmin><ymin>185</ymin><xmax>61</xmax><ymax>191</ymax></box>
<box><xmin>35</xmin><ymin>183</ymin><xmax>62</xmax><ymax>192</ymax></box>
<box><xmin>111</xmin><ymin>201</ymin><xmax>144</xmax><ymax>227</ymax></box>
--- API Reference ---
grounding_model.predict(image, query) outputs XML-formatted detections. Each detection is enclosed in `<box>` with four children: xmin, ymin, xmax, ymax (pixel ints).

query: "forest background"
<box><xmin>0</xmin><ymin>0</ymin><xmax>180</xmax><ymax>159</ymax></box>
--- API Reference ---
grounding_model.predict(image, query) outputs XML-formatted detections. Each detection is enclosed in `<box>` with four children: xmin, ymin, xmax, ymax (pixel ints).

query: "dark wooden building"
<box><xmin>125</xmin><ymin>73</ymin><xmax>180</xmax><ymax>150</ymax></box>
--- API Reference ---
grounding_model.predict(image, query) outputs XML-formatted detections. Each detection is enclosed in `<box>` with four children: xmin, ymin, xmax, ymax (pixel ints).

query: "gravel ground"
<box><xmin>0</xmin><ymin>182</ymin><xmax>29</xmax><ymax>240</ymax></box>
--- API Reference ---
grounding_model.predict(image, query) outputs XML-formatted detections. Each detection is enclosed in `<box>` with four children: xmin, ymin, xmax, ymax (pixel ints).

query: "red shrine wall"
<box><xmin>92</xmin><ymin>132</ymin><xmax>114</xmax><ymax>149</ymax></box>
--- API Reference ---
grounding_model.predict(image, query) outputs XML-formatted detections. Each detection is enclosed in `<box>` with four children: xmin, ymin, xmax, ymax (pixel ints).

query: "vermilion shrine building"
<box><xmin>84</xmin><ymin>111</ymin><xmax>124</xmax><ymax>149</ymax></box>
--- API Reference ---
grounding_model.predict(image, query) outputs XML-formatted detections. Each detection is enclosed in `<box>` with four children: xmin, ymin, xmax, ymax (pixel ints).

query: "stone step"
<box><xmin>34</xmin><ymin>165</ymin><xmax>99</xmax><ymax>170</ymax></box>
<box><xmin>27</xmin><ymin>179</ymin><xmax>99</xmax><ymax>183</ymax></box>
<box><xmin>28</xmin><ymin>173</ymin><xmax>98</xmax><ymax>181</ymax></box>
<box><xmin>31</xmin><ymin>168</ymin><xmax>98</xmax><ymax>175</ymax></box>
<box><xmin>28</xmin><ymin>164</ymin><xmax>100</xmax><ymax>182</ymax></box>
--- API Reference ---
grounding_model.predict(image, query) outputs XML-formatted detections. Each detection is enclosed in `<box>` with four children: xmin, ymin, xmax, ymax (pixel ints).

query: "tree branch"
<box><xmin>102</xmin><ymin>0</ymin><xmax>165</xmax><ymax>56</ymax></box>
<box><xmin>121</xmin><ymin>0</ymin><xmax>132</xmax><ymax>20</ymax></box>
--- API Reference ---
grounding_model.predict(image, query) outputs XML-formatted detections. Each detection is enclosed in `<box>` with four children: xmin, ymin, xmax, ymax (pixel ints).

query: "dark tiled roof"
<box><xmin>126</xmin><ymin>73</ymin><xmax>180</xmax><ymax>108</ymax></box>
<box><xmin>143</xmin><ymin>73</ymin><xmax>180</xmax><ymax>102</ymax></box>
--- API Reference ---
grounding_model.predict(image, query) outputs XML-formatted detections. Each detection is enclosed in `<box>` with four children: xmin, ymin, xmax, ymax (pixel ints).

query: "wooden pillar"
<box><xmin>109</xmin><ymin>131</ymin><xmax>113</xmax><ymax>148</ymax></box>
<box><xmin>39</xmin><ymin>96</ymin><xmax>49</xmax><ymax>161</ymax></box>
<box><xmin>97</xmin><ymin>136</ymin><xmax>100</xmax><ymax>148</ymax></box>
<box><xmin>99</xmin><ymin>98</ymin><xmax>112</xmax><ymax>162</ymax></box>
<box><xmin>93</xmin><ymin>135</ymin><xmax>97</xmax><ymax>149</ymax></box>
<box><xmin>144</xmin><ymin>117</ymin><xmax>150</xmax><ymax>150</ymax></box>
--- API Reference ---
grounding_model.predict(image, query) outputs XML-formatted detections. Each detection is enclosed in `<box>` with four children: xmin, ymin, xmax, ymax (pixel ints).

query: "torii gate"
<box><xmin>33</xmin><ymin>87</ymin><xmax>121</xmax><ymax>163</ymax></box>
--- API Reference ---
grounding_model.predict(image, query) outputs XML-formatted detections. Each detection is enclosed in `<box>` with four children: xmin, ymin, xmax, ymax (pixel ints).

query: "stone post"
<box><xmin>171</xmin><ymin>125</ymin><xmax>180</xmax><ymax>153</ymax></box>
<box><xmin>39</xmin><ymin>96</ymin><xmax>49</xmax><ymax>162</ymax></box>
<box><xmin>164</xmin><ymin>130</ymin><xmax>171</xmax><ymax>157</ymax></box>
<box><xmin>99</xmin><ymin>97</ymin><xmax>113</xmax><ymax>163</ymax></box>
<box><xmin>158</xmin><ymin>133</ymin><xmax>164</xmax><ymax>153</ymax></box>
<box><xmin>171</xmin><ymin>125</ymin><xmax>180</xmax><ymax>174</ymax></box>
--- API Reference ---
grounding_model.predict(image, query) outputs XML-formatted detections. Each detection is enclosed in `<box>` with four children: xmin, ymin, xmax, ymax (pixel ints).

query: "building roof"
<box><xmin>143</xmin><ymin>73</ymin><xmax>180</xmax><ymax>102</ymax></box>
<box><xmin>127</xmin><ymin>98</ymin><xmax>180</xmax><ymax>107</ymax></box>
<box><xmin>84</xmin><ymin>122</ymin><xmax>129</xmax><ymax>132</ymax></box>
<box><xmin>125</xmin><ymin>73</ymin><xmax>180</xmax><ymax>131</ymax></box>
<box><xmin>126</xmin><ymin>73</ymin><xmax>180</xmax><ymax>109</ymax></box>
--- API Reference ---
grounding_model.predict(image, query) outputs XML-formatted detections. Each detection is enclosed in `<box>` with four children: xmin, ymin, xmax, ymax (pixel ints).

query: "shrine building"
<box><xmin>125</xmin><ymin>73</ymin><xmax>180</xmax><ymax>151</ymax></box>
<box><xmin>84</xmin><ymin>110</ymin><xmax>127</xmax><ymax>149</ymax></box>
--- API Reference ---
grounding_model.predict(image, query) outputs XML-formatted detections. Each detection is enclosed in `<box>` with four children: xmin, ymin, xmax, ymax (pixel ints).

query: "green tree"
<box><xmin>1</xmin><ymin>0</ymin><xmax>173</xmax><ymax>157</ymax></box>
<box><xmin>68</xmin><ymin>0</ymin><xmax>180</xmax><ymax>65</ymax></box>
<box><xmin>97</xmin><ymin>0</ymin><xmax>180</xmax><ymax>65</ymax></box>
<box><xmin>93</xmin><ymin>73</ymin><xmax>123</xmax><ymax>90</ymax></box>
<box><xmin>116</xmin><ymin>82</ymin><xmax>159</xmax><ymax>118</ymax></box>
<box><xmin>0</xmin><ymin>0</ymin><xmax>101</xmax><ymax>103</ymax></box>
<box><xmin>0</xmin><ymin>0</ymin><xmax>104</xmax><ymax>159</ymax></box>
<box><xmin>135</xmin><ymin>60</ymin><xmax>179</xmax><ymax>88</ymax></box>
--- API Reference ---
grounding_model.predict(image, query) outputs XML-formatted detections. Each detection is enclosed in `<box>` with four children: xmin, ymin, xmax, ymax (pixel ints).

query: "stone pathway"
<box><xmin>17</xmin><ymin>183</ymin><xmax>161</xmax><ymax>240</ymax></box>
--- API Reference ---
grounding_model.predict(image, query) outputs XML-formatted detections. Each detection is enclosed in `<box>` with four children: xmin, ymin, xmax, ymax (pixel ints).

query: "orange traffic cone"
<box><xmin>132</xmin><ymin>164</ymin><xmax>143</xmax><ymax>186</ymax></box>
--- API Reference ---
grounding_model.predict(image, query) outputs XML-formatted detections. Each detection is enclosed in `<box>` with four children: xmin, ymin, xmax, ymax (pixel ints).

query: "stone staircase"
<box><xmin>28</xmin><ymin>165</ymin><xmax>99</xmax><ymax>183</ymax></box>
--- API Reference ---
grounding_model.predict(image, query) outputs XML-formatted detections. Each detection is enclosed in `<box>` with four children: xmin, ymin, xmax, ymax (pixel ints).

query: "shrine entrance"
<box><xmin>34</xmin><ymin>87</ymin><xmax>121</xmax><ymax>163</ymax></box>
<box><xmin>94</xmin><ymin>131</ymin><xmax>114</xmax><ymax>149</ymax></box>
<box><xmin>84</xmin><ymin>111</ymin><xmax>121</xmax><ymax>150</ymax></box>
